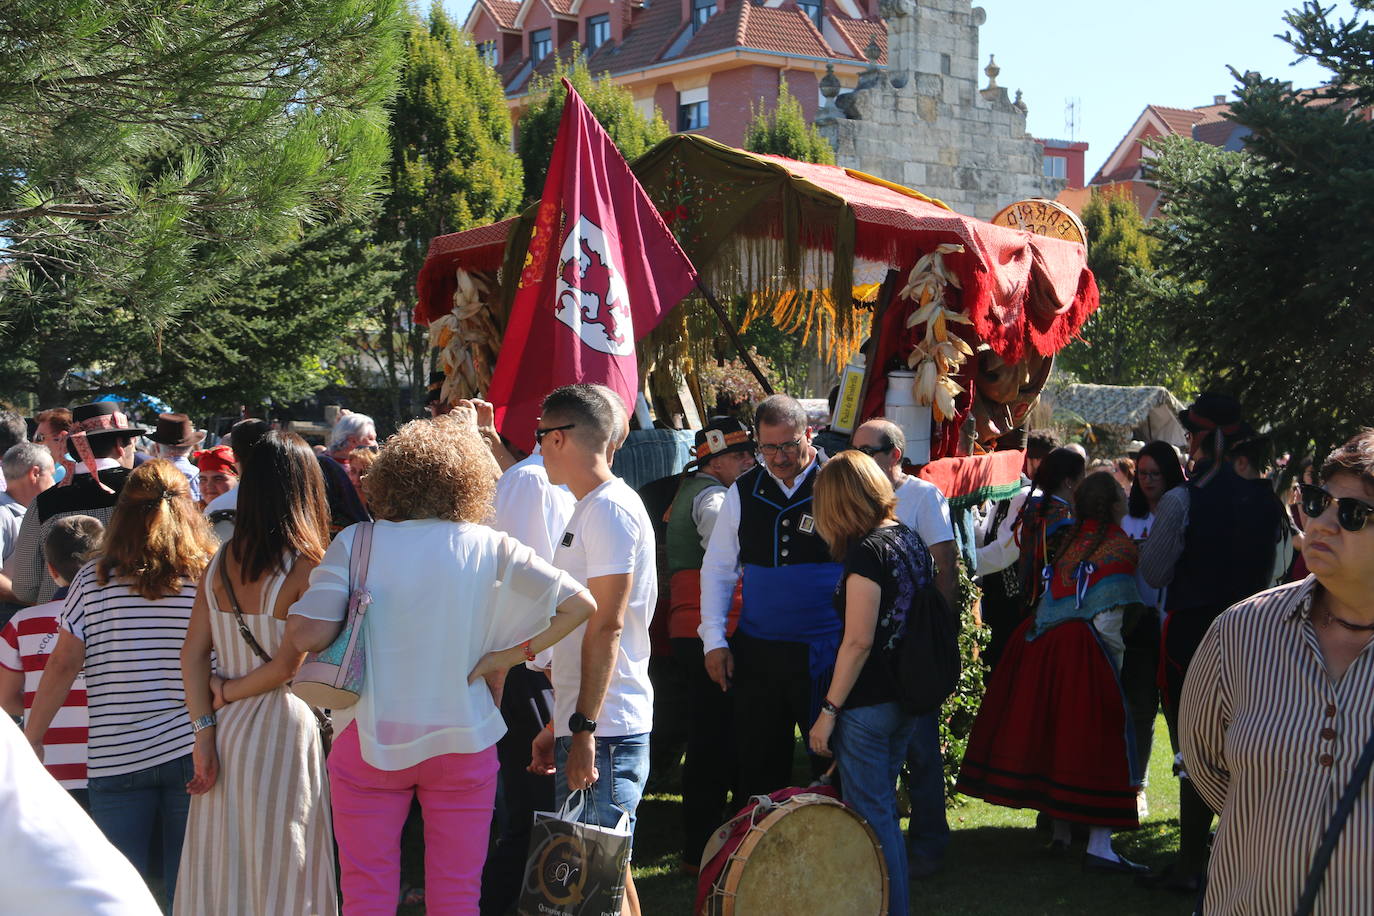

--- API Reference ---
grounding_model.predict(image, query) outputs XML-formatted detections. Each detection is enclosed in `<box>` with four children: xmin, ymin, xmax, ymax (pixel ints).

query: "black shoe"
<box><xmin>1044</xmin><ymin>839</ymin><xmax>1070</xmax><ymax>856</ymax></box>
<box><xmin>1083</xmin><ymin>852</ymin><xmax>1149</xmax><ymax>875</ymax></box>
<box><xmin>1136</xmin><ymin>864</ymin><xmax>1203</xmax><ymax>894</ymax></box>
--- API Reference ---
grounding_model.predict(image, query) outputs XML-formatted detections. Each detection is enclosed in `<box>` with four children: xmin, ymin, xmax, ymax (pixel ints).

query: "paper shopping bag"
<box><xmin>517</xmin><ymin>790</ymin><xmax>632</xmax><ymax>916</ymax></box>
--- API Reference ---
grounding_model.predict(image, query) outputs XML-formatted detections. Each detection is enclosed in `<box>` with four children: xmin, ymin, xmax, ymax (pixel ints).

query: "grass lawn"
<box><xmin>391</xmin><ymin>716</ymin><xmax>1193</xmax><ymax>914</ymax></box>
<box><xmin>631</xmin><ymin>714</ymin><xmax>1194</xmax><ymax>915</ymax></box>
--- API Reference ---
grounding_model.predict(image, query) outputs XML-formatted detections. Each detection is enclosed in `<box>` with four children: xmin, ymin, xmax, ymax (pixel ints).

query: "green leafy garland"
<box><xmin>941</xmin><ymin>561</ymin><xmax>989</xmax><ymax>802</ymax></box>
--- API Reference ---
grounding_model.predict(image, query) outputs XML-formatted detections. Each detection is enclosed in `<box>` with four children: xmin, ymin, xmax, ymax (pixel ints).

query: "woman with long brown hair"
<box><xmin>806</xmin><ymin>450</ymin><xmax>936</xmax><ymax>916</ymax></box>
<box><xmin>25</xmin><ymin>459</ymin><xmax>217</xmax><ymax>909</ymax></box>
<box><xmin>176</xmin><ymin>431</ymin><xmax>336</xmax><ymax>915</ymax></box>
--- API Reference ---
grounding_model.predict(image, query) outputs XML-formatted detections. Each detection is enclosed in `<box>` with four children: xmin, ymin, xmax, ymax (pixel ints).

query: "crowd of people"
<box><xmin>0</xmin><ymin>385</ymin><xmax>1370</xmax><ymax>916</ymax></box>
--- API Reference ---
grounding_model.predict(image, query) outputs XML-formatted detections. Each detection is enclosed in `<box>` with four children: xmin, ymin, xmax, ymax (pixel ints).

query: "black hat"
<box><xmin>70</xmin><ymin>402</ymin><xmax>153</xmax><ymax>440</ymax></box>
<box><xmin>1178</xmin><ymin>392</ymin><xmax>1251</xmax><ymax>439</ymax></box>
<box><xmin>687</xmin><ymin>417</ymin><xmax>755</xmax><ymax>470</ymax></box>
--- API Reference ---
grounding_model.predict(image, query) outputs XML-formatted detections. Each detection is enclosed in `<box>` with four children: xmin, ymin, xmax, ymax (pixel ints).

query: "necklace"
<box><xmin>1321</xmin><ymin>606</ymin><xmax>1374</xmax><ymax>632</ymax></box>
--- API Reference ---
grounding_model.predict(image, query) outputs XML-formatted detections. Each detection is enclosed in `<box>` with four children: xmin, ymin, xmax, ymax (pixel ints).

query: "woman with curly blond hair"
<box><xmin>287</xmin><ymin>411</ymin><xmax>597</xmax><ymax>915</ymax></box>
<box><xmin>25</xmin><ymin>459</ymin><xmax>217</xmax><ymax>909</ymax></box>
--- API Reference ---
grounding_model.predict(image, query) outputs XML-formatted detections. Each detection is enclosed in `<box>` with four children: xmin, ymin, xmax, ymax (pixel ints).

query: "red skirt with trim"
<box><xmin>956</xmin><ymin>617</ymin><xmax>1141</xmax><ymax>828</ymax></box>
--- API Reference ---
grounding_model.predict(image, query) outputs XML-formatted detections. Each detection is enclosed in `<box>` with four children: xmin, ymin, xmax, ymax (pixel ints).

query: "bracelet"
<box><xmin>820</xmin><ymin>699</ymin><xmax>842</xmax><ymax>717</ymax></box>
<box><xmin>520</xmin><ymin>640</ymin><xmax>536</xmax><ymax>663</ymax></box>
<box><xmin>191</xmin><ymin>713</ymin><xmax>217</xmax><ymax>734</ymax></box>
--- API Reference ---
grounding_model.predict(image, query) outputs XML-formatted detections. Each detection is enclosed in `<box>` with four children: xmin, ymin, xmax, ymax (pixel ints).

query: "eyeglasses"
<box><xmin>757</xmin><ymin>439</ymin><xmax>802</xmax><ymax>457</ymax></box>
<box><xmin>534</xmin><ymin>423</ymin><xmax>576</xmax><ymax>445</ymax></box>
<box><xmin>849</xmin><ymin>443</ymin><xmax>892</xmax><ymax>458</ymax></box>
<box><xmin>1299</xmin><ymin>483</ymin><xmax>1374</xmax><ymax>532</ymax></box>
<box><xmin>33</xmin><ymin>431</ymin><xmax>66</xmax><ymax>444</ymax></box>
<box><xmin>1137</xmin><ymin>470</ymin><xmax>1163</xmax><ymax>481</ymax></box>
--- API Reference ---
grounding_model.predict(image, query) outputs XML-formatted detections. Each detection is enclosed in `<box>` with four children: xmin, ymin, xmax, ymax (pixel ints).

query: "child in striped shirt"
<box><xmin>0</xmin><ymin>515</ymin><xmax>104</xmax><ymax>809</ymax></box>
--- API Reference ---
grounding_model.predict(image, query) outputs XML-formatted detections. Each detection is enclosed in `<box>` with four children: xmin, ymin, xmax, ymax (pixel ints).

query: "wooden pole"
<box><xmin>695</xmin><ymin>280</ymin><xmax>775</xmax><ymax>397</ymax></box>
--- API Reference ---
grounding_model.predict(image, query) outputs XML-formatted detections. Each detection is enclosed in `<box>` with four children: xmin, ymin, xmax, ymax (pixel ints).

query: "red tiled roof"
<box><xmin>1147</xmin><ymin>104</ymin><xmax>1211</xmax><ymax>136</ymax></box>
<box><xmin>829</xmin><ymin>16</ymin><xmax>886</xmax><ymax>64</ymax></box>
<box><xmin>546</xmin><ymin>0</ymin><xmax>574</xmax><ymax>14</ymax></box>
<box><xmin>681</xmin><ymin>3</ymin><xmax>842</xmax><ymax>61</ymax></box>
<box><xmin>601</xmin><ymin>0</ymin><xmax>688</xmax><ymax>75</ymax></box>
<box><xmin>1191</xmin><ymin>118</ymin><xmax>1244</xmax><ymax>147</ymax></box>
<box><xmin>479</xmin><ymin>0</ymin><xmax>522</xmax><ymax>30</ymax></box>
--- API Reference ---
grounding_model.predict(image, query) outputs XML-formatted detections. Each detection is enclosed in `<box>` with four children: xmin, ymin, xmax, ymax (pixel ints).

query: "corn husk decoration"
<box><xmin>428</xmin><ymin>268</ymin><xmax>501</xmax><ymax>404</ymax></box>
<box><xmin>900</xmin><ymin>244</ymin><xmax>972</xmax><ymax>422</ymax></box>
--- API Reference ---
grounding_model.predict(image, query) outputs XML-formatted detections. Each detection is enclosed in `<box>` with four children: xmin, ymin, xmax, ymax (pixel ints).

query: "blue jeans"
<box><xmin>833</xmin><ymin>702</ymin><xmax>919</xmax><ymax>916</ymax></box>
<box><xmin>88</xmin><ymin>754</ymin><xmax>194</xmax><ymax>913</ymax></box>
<box><xmin>554</xmin><ymin>733</ymin><xmax>650</xmax><ymax>852</ymax></box>
<box><xmin>905</xmin><ymin>710</ymin><xmax>951</xmax><ymax>865</ymax></box>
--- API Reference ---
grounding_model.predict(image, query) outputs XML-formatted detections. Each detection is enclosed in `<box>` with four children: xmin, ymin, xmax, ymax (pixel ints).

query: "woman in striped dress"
<box><xmin>176</xmin><ymin>431</ymin><xmax>336</xmax><ymax>915</ymax></box>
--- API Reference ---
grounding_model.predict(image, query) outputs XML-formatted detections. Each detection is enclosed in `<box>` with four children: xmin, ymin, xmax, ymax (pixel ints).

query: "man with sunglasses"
<box><xmin>699</xmin><ymin>394</ymin><xmax>843</xmax><ymax>801</ymax></box>
<box><xmin>1137</xmin><ymin>393</ymin><xmax>1288</xmax><ymax>895</ymax></box>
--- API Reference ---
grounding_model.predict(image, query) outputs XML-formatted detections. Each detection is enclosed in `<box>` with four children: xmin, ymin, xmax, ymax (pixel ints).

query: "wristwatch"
<box><xmin>568</xmin><ymin>712</ymin><xmax>598</xmax><ymax>735</ymax></box>
<box><xmin>191</xmin><ymin>713</ymin><xmax>217</xmax><ymax>734</ymax></box>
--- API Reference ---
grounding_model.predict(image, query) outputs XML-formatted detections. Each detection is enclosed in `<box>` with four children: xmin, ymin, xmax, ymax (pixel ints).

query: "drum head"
<box><xmin>726</xmin><ymin>798</ymin><xmax>887</xmax><ymax>915</ymax></box>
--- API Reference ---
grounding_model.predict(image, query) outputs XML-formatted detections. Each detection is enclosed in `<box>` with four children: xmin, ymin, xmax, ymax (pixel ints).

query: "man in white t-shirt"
<box><xmin>536</xmin><ymin>384</ymin><xmax>656</xmax><ymax>916</ymax></box>
<box><xmin>480</xmin><ymin>435</ymin><xmax>577</xmax><ymax>915</ymax></box>
<box><xmin>850</xmin><ymin>417</ymin><xmax>956</xmax><ymax>876</ymax></box>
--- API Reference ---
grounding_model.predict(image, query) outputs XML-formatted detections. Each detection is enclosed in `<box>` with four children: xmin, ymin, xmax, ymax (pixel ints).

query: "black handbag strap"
<box><xmin>215</xmin><ymin>550</ymin><xmax>333</xmax><ymax>743</ymax></box>
<box><xmin>1294</xmin><ymin>726</ymin><xmax>1374</xmax><ymax>916</ymax></box>
<box><xmin>218</xmin><ymin>552</ymin><xmax>273</xmax><ymax>664</ymax></box>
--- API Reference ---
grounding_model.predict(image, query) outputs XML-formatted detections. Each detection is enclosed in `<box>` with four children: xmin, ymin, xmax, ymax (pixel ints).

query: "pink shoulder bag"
<box><xmin>292</xmin><ymin>522</ymin><xmax>375</xmax><ymax>709</ymax></box>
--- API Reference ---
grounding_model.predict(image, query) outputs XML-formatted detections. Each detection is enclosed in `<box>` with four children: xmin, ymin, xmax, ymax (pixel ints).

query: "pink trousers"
<box><xmin>328</xmin><ymin>724</ymin><xmax>499</xmax><ymax>916</ymax></box>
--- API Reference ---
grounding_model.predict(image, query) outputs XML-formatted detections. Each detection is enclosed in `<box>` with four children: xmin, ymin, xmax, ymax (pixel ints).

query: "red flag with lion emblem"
<box><xmin>487</xmin><ymin>81</ymin><xmax>698</xmax><ymax>452</ymax></box>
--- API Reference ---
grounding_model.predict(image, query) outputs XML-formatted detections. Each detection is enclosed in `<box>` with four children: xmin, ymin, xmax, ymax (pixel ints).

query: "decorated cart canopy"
<box><xmin>416</xmin><ymin>134</ymin><xmax>1098</xmax><ymax>484</ymax></box>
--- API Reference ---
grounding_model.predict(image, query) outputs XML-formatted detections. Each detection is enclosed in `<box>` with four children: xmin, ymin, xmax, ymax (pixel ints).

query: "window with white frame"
<box><xmin>586</xmin><ymin>14</ymin><xmax>611</xmax><ymax>53</ymax></box>
<box><xmin>798</xmin><ymin>0</ymin><xmax>822</xmax><ymax>26</ymax></box>
<box><xmin>531</xmin><ymin>28</ymin><xmax>552</xmax><ymax>63</ymax></box>
<box><xmin>678</xmin><ymin>87</ymin><xmax>709</xmax><ymax>131</ymax></box>
<box><xmin>1042</xmin><ymin>155</ymin><xmax>1067</xmax><ymax>179</ymax></box>
<box><xmin>477</xmin><ymin>41</ymin><xmax>498</xmax><ymax>66</ymax></box>
<box><xmin>692</xmin><ymin>0</ymin><xmax>717</xmax><ymax>33</ymax></box>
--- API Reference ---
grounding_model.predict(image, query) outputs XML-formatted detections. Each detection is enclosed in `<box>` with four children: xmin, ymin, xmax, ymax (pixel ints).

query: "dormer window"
<box><xmin>691</xmin><ymin>0</ymin><xmax>716</xmax><ymax>34</ymax></box>
<box><xmin>531</xmin><ymin>28</ymin><xmax>552</xmax><ymax>63</ymax></box>
<box><xmin>587</xmin><ymin>14</ymin><xmax>611</xmax><ymax>53</ymax></box>
<box><xmin>798</xmin><ymin>0</ymin><xmax>822</xmax><ymax>27</ymax></box>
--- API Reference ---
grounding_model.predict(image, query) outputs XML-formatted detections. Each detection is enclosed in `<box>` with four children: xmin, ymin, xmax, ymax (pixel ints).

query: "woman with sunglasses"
<box><xmin>1119</xmin><ymin>442</ymin><xmax>1185</xmax><ymax>804</ymax></box>
<box><xmin>1180</xmin><ymin>429</ymin><xmax>1374</xmax><ymax>914</ymax></box>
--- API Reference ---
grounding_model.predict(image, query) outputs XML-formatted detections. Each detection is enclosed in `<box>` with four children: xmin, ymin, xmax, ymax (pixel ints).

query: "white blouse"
<box><xmin>289</xmin><ymin>519</ymin><xmax>583</xmax><ymax>771</ymax></box>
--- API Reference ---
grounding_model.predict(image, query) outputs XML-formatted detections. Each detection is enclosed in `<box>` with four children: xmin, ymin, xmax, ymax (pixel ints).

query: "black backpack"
<box><xmin>888</xmin><ymin>585</ymin><xmax>962</xmax><ymax>715</ymax></box>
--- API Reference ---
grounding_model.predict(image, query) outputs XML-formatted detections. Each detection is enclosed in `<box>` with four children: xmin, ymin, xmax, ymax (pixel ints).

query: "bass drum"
<box><xmin>701</xmin><ymin>793</ymin><xmax>888</xmax><ymax>916</ymax></box>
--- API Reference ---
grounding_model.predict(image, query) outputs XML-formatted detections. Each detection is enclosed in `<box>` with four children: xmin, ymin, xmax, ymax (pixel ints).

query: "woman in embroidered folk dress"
<box><xmin>1012</xmin><ymin>447</ymin><xmax>1087</xmax><ymax>610</ymax></box>
<box><xmin>176</xmin><ymin>431</ymin><xmax>337</xmax><ymax>915</ymax></box>
<box><xmin>958</xmin><ymin>472</ymin><xmax>1147</xmax><ymax>873</ymax></box>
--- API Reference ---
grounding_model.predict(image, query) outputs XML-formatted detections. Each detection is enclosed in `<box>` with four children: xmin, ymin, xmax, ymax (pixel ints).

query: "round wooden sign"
<box><xmin>991</xmin><ymin>198</ymin><xmax>1087</xmax><ymax>245</ymax></box>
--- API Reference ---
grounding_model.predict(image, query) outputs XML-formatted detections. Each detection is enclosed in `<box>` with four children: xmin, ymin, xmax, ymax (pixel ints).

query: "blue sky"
<box><xmin>443</xmin><ymin>0</ymin><xmax>1356</xmax><ymax>176</ymax></box>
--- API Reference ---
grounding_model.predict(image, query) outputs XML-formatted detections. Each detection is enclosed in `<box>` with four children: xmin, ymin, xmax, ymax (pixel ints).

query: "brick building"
<box><xmin>466</xmin><ymin>0</ymin><xmax>890</xmax><ymax>148</ymax></box>
<box><xmin>1089</xmin><ymin>98</ymin><xmax>1241</xmax><ymax>219</ymax></box>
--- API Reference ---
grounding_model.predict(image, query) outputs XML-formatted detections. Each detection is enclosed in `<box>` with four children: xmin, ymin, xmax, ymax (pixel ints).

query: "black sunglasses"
<box><xmin>1299</xmin><ymin>483</ymin><xmax>1374</xmax><ymax>532</ymax></box>
<box><xmin>849</xmin><ymin>443</ymin><xmax>892</xmax><ymax>458</ymax></box>
<box><xmin>534</xmin><ymin>423</ymin><xmax>576</xmax><ymax>445</ymax></box>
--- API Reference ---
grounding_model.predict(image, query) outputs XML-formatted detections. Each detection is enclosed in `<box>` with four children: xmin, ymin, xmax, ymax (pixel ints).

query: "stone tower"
<box><xmin>816</xmin><ymin>0</ymin><xmax>1063</xmax><ymax>219</ymax></box>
